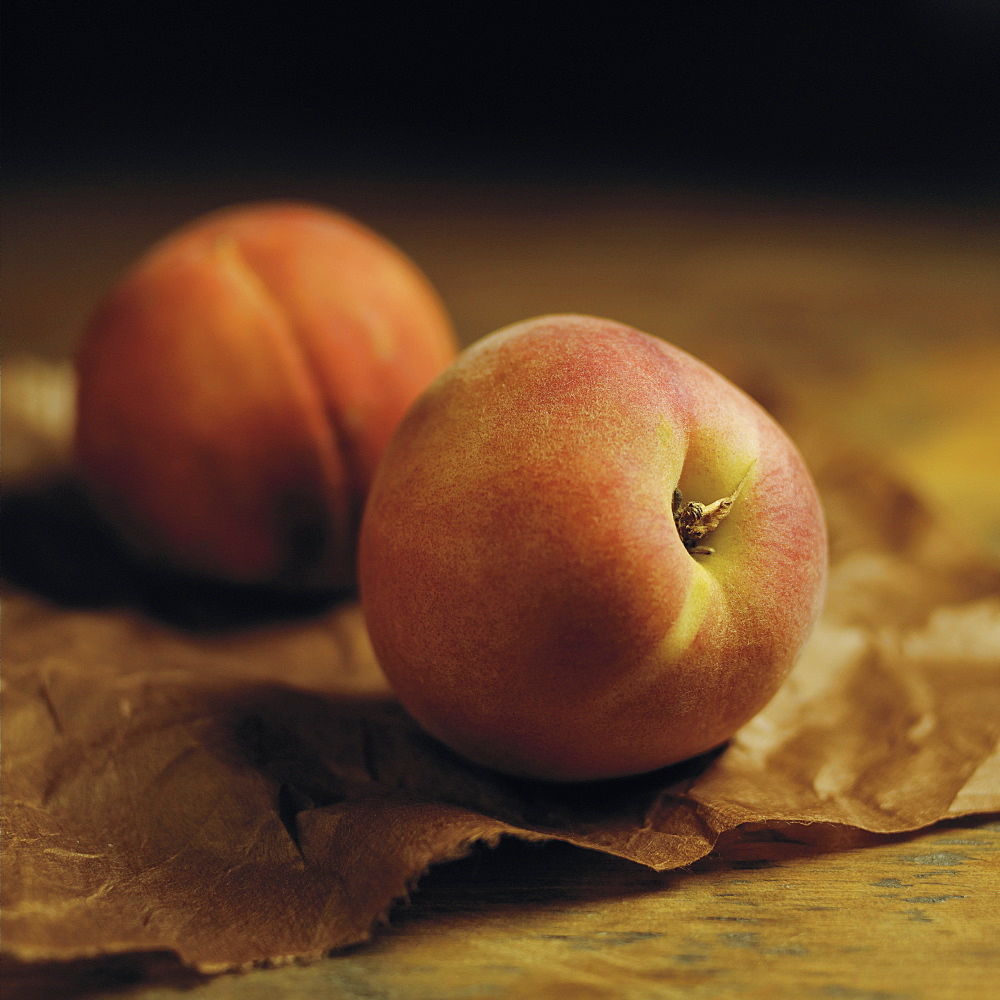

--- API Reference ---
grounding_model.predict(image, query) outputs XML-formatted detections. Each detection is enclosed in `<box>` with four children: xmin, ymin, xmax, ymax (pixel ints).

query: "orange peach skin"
<box><xmin>74</xmin><ymin>202</ymin><xmax>456</xmax><ymax>590</ymax></box>
<box><xmin>359</xmin><ymin>315</ymin><xmax>827</xmax><ymax>781</ymax></box>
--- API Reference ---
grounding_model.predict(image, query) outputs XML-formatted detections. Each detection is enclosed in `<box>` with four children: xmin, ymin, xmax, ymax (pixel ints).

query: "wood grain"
<box><xmin>7</xmin><ymin>819</ymin><xmax>997</xmax><ymax>1000</ymax></box>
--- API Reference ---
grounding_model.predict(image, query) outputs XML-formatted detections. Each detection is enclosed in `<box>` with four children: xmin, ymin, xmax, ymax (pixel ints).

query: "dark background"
<box><xmin>4</xmin><ymin>3</ymin><xmax>998</xmax><ymax>203</ymax></box>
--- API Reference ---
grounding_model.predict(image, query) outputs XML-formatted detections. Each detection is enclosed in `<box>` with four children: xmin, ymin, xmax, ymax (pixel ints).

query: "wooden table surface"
<box><xmin>4</xmin><ymin>176</ymin><xmax>999</xmax><ymax>1000</ymax></box>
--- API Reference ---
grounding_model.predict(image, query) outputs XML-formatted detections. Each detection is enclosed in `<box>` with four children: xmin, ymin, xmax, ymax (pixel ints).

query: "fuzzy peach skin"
<box><xmin>359</xmin><ymin>315</ymin><xmax>827</xmax><ymax>781</ymax></box>
<box><xmin>74</xmin><ymin>202</ymin><xmax>456</xmax><ymax>590</ymax></box>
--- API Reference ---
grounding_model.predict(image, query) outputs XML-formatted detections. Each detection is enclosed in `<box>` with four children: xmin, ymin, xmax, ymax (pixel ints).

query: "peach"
<box><xmin>359</xmin><ymin>315</ymin><xmax>827</xmax><ymax>781</ymax></box>
<box><xmin>74</xmin><ymin>201</ymin><xmax>456</xmax><ymax>590</ymax></box>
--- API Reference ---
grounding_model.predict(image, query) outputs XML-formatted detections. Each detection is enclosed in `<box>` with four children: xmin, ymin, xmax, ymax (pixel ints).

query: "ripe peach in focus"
<box><xmin>74</xmin><ymin>202</ymin><xmax>457</xmax><ymax>590</ymax></box>
<box><xmin>359</xmin><ymin>315</ymin><xmax>828</xmax><ymax>781</ymax></box>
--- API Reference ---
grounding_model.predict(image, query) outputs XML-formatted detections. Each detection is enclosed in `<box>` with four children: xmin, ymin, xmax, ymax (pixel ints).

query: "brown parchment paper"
<box><xmin>2</xmin><ymin>359</ymin><xmax>999</xmax><ymax>973</ymax></box>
